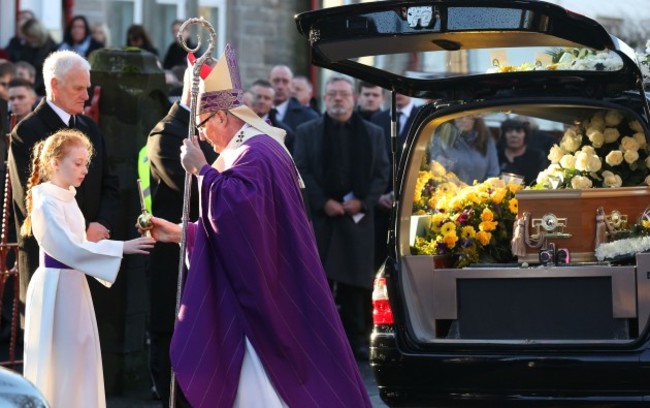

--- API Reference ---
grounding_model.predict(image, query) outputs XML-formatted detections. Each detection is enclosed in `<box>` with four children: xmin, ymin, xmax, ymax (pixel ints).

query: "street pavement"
<box><xmin>0</xmin><ymin>336</ymin><xmax>387</xmax><ymax>407</ymax></box>
<box><xmin>106</xmin><ymin>359</ymin><xmax>388</xmax><ymax>407</ymax></box>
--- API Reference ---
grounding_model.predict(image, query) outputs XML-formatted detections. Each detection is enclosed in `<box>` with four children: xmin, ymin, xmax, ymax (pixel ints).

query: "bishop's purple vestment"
<box><xmin>170</xmin><ymin>133</ymin><xmax>371</xmax><ymax>407</ymax></box>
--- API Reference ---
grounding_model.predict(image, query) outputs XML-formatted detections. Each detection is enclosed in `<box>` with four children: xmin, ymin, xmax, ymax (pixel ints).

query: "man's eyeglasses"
<box><xmin>325</xmin><ymin>90</ymin><xmax>353</xmax><ymax>98</ymax></box>
<box><xmin>195</xmin><ymin>112</ymin><xmax>217</xmax><ymax>132</ymax></box>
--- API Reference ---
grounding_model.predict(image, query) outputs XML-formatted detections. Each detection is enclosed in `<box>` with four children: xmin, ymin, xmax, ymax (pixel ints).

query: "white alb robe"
<box><xmin>23</xmin><ymin>182</ymin><xmax>123</xmax><ymax>408</ymax></box>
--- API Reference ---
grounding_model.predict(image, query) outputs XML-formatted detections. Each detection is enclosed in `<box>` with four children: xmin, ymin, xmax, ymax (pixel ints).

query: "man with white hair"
<box><xmin>9</xmin><ymin>50</ymin><xmax>119</xmax><ymax>314</ymax></box>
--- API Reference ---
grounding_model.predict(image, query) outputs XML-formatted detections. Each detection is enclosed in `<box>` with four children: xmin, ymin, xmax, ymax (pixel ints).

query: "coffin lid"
<box><xmin>295</xmin><ymin>0</ymin><xmax>643</xmax><ymax>101</ymax></box>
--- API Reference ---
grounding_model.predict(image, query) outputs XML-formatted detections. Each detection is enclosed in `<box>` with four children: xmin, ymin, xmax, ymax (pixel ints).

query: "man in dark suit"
<box><xmin>250</xmin><ymin>79</ymin><xmax>295</xmax><ymax>152</ymax></box>
<box><xmin>145</xmin><ymin>67</ymin><xmax>217</xmax><ymax>408</ymax></box>
<box><xmin>269</xmin><ymin>65</ymin><xmax>318</xmax><ymax>132</ymax></box>
<box><xmin>294</xmin><ymin>75</ymin><xmax>389</xmax><ymax>361</ymax></box>
<box><xmin>371</xmin><ymin>93</ymin><xmax>422</xmax><ymax>270</ymax></box>
<box><xmin>8</xmin><ymin>50</ymin><xmax>119</xmax><ymax>318</ymax></box>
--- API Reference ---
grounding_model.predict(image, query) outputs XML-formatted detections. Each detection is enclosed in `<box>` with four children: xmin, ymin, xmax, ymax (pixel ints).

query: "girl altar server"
<box><xmin>21</xmin><ymin>129</ymin><xmax>154</xmax><ymax>408</ymax></box>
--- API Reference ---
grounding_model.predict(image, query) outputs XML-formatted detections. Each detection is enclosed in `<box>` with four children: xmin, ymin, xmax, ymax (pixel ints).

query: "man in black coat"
<box><xmin>294</xmin><ymin>75</ymin><xmax>389</xmax><ymax>361</ymax></box>
<box><xmin>371</xmin><ymin>94</ymin><xmax>422</xmax><ymax>269</ymax></box>
<box><xmin>8</xmin><ymin>50</ymin><xmax>119</xmax><ymax>319</ymax></box>
<box><xmin>269</xmin><ymin>65</ymin><xmax>318</xmax><ymax>133</ymax></box>
<box><xmin>250</xmin><ymin>79</ymin><xmax>295</xmax><ymax>152</ymax></box>
<box><xmin>146</xmin><ymin>67</ymin><xmax>217</xmax><ymax>408</ymax></box>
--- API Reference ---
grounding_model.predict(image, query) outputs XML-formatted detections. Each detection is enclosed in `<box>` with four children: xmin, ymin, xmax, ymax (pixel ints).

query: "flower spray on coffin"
<box><xmin>535</xmin><ymin>110</ymin><xmax>650</xmax><ymax>190</ymax></box>
<box><xmin>412</xmin><ymin>163</ymin><xmax>521</xmax><ymax>267</ymax></box>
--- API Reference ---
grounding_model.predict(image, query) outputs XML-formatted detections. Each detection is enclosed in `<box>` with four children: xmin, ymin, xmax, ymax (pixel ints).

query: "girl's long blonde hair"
<box><xmin>21</xmin><ymin>129</ymin><xmax>94</xmax><ymax>237</ymax></box>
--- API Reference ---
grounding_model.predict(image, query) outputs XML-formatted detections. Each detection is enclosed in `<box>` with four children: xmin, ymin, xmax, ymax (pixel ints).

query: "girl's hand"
<box><xmin>123</xmin><ymin>236</ymin><xmax>155</xmax><ymax>255</ymax></box>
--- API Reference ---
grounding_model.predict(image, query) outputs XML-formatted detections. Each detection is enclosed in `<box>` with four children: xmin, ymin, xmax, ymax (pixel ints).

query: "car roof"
<box><xmin>295</xmin><ymin>0</ymin><xmax>644</xmax><ymax>101</ymax></box>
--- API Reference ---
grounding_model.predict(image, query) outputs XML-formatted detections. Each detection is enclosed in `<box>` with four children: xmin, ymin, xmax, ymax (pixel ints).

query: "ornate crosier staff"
<box><xmin>169</xmin><ymin>17</ymin><xmax>217</xmax><ymax>408</ymax></box>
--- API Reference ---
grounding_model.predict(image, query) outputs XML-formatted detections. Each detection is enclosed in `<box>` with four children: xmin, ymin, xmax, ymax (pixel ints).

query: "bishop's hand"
<box><xmin>181</xmin><ymin>136</ymin><xmax>208</xmax><ymax>175</ymax></box>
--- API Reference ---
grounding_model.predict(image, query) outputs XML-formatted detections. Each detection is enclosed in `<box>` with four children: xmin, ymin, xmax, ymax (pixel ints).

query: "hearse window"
<box><xmin>410</xmin><ymin>107</ymin><xmax>648</xmax><ymax>269</ymax></box>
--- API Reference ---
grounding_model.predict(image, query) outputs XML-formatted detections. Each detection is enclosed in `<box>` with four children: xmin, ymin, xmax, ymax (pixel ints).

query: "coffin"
<box><xmin>516</xmin><ymin>186</ymin><xmax>650</xmax><ymax>263</ymax></box>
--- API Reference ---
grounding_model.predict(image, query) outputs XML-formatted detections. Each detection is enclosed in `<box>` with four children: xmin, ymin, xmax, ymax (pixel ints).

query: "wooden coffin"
<box><xmin>516</xmin><ymin>187</ymin><xmax>650</xmax><ymax>263</ymax></box>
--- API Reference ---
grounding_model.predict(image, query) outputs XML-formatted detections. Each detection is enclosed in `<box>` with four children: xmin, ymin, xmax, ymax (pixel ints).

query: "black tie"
<box><xmin>268</xmin><ymin>108</ymin><xmax>278</xmax><ymax>124</ymax></box>
<box><xmin>68</xmin><ymin>115</ymin><xmax>76</xmax><ymax>128</ymax></box>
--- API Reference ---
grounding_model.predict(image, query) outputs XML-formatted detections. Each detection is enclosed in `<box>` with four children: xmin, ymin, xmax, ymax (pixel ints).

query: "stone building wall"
<box><xmin>228</xmin><ymin>0</ymin><xmax>313</xmax><ymax>89</ymax></box>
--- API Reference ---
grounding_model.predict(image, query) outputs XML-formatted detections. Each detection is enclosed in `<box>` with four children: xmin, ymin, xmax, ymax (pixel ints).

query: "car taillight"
<box><xmin>372</xmin><ymin>277</ymin><xmax>394</xmax><ymax>325</ymax></box>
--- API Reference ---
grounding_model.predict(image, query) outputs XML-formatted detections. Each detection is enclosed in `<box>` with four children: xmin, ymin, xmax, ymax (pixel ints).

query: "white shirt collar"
<box><xmin>46</xmin><ymin>100</ymin><xmax>72</xmax><ymax>126</ymax></box>
<box><xmin>398</xmin><ymin>101</ymin><xmax>414</xmax><ymax>118</ymax></box>
<box><xmin>274</xmin><ymin>99</ymin><xmax>289</xmax><ymax>122</ymax></box>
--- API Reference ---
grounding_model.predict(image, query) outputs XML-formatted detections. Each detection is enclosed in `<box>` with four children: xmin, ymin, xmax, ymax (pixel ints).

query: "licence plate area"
<box><xmin>400</xmin><ymin>256</ymin><xmax>642</xmax><ymax>343</ymax></box>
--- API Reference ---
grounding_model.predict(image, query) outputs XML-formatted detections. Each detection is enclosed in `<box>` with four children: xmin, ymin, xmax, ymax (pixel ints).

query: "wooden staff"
<box><xmin>169</xmin><ymin>17</ymin><xmax>217</xmax><ymax>408</ymax></box>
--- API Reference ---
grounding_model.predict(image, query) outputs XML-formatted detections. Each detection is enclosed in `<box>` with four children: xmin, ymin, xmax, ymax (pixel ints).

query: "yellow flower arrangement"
<box><xmin>412</xmin><ymin>163</ymin><xmax>522</xmax><ymax>267</ymax></box>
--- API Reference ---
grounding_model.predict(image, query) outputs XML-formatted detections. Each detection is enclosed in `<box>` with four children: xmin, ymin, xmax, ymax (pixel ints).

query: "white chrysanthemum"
<box><xmin>633</xmin><ymin>132</ymin><xmax>647</xmax><ymax>148</ymax></box>
<box><xmin>624</xmin><ymin>149</ymin><xmax>639</xmax><ymax>164</ymax></box>
<box><xmin>605</xmin><ymin>110</ymin><xmax>623</xmax><ymax>127</ymax></box>
<box><xmin>586</xmin><ymin>155</ymin><xmax>602</xmax><ymax>172</ymax></box>
<box><xmin>630</xmin><ymin>120</ymin><xmax>644</xmax><ymax>133</ymax></box>
<box><xmin>586</xmin><ymin>128</ymin><xmax>604</xmax><ymax>148</ymax></box>
<box><xmin>590</xmin><ymin>114</ymin><xmax>605</xmax><ymax>131</ymax></box>
<box><xmin>605</xmin><ymin>150</ymin><xmax>623</xmax><ymax>166</ymax></box>
<box><xmin>559</xmin><ymin>154</ymin><xmax>576</xmax><ymax>169</ymax></box>
<box><xmin>581</xmin><ymin>145</ymin><xmax>596</xmax><ymax>156</ymax></box>
<box><xmin>596</xmin><ymin>235</ymin><xmax>650</xmax><ymax>261</ymax></box>
<box><xmin>603</xmin><ymin>128</ymin><xmax>620</xmax><ymax>143</ymax></box>
<box><xmin>560</xmin><ymin>133</ymin><xmax>581</xmax><ymax>153</ymax></box>
<box><xmin>547</xmin><ymin>145</ymin><xmax>565</xmax><ymax>163</ymax></box>
<box><xmin>601</xmin><ymin>170</ymin><xmax>623</xmax><ymax>188</ymax></box>
<box><xmin>620</xmin><ymin>136</ymin><xmax>640</xmax><ymax>152</ymax></box>
<box><xmin>571</xmin><ymin>175</ymin><xmax>592</xmax><ymax>189</ymax></box>
<box><xmin>574</xmin><ymin>151</ymin><xmax>589</xmax><ymax>171</ymax></box>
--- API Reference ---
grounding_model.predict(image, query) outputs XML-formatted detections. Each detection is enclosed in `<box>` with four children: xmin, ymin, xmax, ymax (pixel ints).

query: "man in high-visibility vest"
<box><xmin>145</xmin><ymin>65</ymin><xmax>217</xmax><ymax>407</ymax></box>
<box><xmin>137</xmin><ymin>145</ymin><xmax>152</xmax><ymax>213</ymax></box>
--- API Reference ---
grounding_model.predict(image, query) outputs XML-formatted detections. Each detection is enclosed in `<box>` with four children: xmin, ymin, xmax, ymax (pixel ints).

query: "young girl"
<box><xmin>21</xmin><ymin>129</ymin><xmax>154</xmax><ymax>408</ymax></box>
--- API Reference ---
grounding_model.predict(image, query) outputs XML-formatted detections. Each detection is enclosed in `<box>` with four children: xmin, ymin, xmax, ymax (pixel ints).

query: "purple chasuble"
<box><xmin>170</xmin><ymin>135</ymin><xmax>371</xmax><ymax>407</ymax></box>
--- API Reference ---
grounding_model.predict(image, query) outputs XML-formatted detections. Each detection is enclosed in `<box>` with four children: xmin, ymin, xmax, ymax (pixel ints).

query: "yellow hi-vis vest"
<box><xmin>138</xmin><ymin>145</ymin><xmax>152</xmax><ymax>213</ymax></box>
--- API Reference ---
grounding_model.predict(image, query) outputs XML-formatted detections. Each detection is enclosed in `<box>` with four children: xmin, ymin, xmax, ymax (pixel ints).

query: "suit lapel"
<box><xmin>35</xmin><ymin>99</ymin><xmax>68</xmax><ymax>131</ymax></box>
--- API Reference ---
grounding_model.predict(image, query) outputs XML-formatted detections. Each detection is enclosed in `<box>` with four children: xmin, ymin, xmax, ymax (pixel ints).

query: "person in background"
<box><xmin>241</xmin><ymin>90</ymin><xmax>254</xmax><ymax>108</ymax></box>
<box><xmin>15</xmin><ymin>61</ymin><xmax>36</xmax><ymax>85</ymax></box>
<box><xmin>90</xmin><ymin>22</ymin><xmax>111</xmax><ymax>48</ymax></box>
<box><xmin>163</xmin><ymin>20</ymin><xmax>196</xmax><ymax>70</ymax></box>
<box><xmin>514</xmin><ymin>114</ymin><xmax>556</xmax><ymax>157</ymax></box>
<box><xmin>126</xmin><ymin>25</ymin><xmax>158</xmax><ymax>57</ymax></box>
<box><xmin>19</xmin><ymin>18</ymin><xmax>57</xmax><ymax>96</ymax></box>
<box><xmin>144</xmin><ymin>44</ymin><xmax>372</xmax><ymax>408</ymax></box>
<box><xmin>250</xmin><ymin>79</ymin><xmax>295</xmax><ymax>152</ymax></box>
<box><xmin>9</xmin><ymin>50</ymin><xmax>120</xmax><ymax>325</ymax></box>
<box><xmin>356</xmin><ymin>81</ymin><xmax>384</xmax><ymax>121</ymax></box>
<box><xmin>4</xmin><ymin>10</ymin><xmax>35</xmax><ymax>62</ymax></box>
<box><xmin>21</xmin><ymin>129</ymin><xmax>153</xmax><ymax>408</ymax></box>
<box><xmin>498</xmin><ymin>118</ymin><xmax>548</xmax><ymax>185</ymax></box>
<box><xmin>57</xmin><ymin>15</ymin><xmax>104</xmax><ymax>58</ymax></box>
<box><xmin>429</xmin><ymin>115</ymin><xmax>500</xmax><ymax>184</ymax></box>
<box><xmin>269</xmin><ymin>64</ymin><xmax>318</xmax><ymax>132</ymax></box>
<box><xmin>0</xmin><ymin>61</ymin><xmax>16</xmax><ymax>102</ymax></box>
<box><xmin>294</xmin><ymin>75</ymin><xmax>389</xmax><ymax>361</ymax></box>
<box><xmin>370</xmin><ymin>93</ymin><xmax>420</xmax><ymax>273</ymax></box>
<box><xmin>146</xmin><ymin>66</ymin><xmax>218</xmax><ymax>408</ymax></box>
<box><xmin>8</xmin><ymin>78</ymin><xmax>36</xmax><ymax>123</ymax></box>
<box><xmin>291</xmin><ymin>75</ymin><xmax>319</xmax><ymax>113</ymax></box>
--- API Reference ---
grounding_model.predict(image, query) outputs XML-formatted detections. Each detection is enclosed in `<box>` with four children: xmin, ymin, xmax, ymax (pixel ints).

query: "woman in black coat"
<box><xmin>57</xmin><ymin>15</ymin><xmax>104</xmax><ymax>58</ymax></box>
